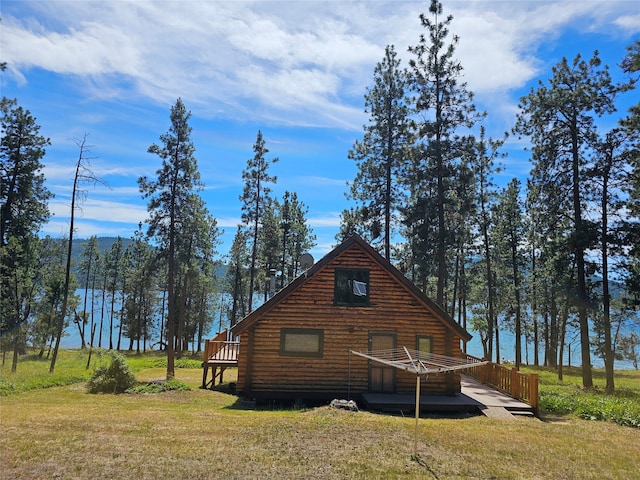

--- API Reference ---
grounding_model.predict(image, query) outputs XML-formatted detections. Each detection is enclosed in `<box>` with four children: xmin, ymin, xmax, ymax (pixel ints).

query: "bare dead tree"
<box><xmin>49</xmin><ymin>134</ymin><xmax>108</xmax><ymax>373</ymax></box>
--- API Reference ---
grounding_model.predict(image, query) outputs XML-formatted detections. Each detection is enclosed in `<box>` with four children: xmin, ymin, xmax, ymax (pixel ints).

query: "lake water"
<box><xmin>59</xmin><ymin>308</ymin><xmax>638</xmax><ymax>370</ymax></box>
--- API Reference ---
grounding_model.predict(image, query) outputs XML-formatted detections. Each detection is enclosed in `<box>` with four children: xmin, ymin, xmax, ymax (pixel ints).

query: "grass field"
<box><xmin>1</xmin><ymin>350</ymin><xmax>639</xmax><ymax>479</ymax></box>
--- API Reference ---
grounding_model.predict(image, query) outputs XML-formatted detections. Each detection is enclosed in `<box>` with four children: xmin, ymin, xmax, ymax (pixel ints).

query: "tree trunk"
<box><xmin>50</xmin><ymin>142</ymin><xmax>82</xmax><ymax>373</ymax></box>
<box><xmin>600</xmin><ymin>156</ymin><xmax>615</xmax><ymax>392</ymax></box>
<box><xmin>571</xmin><ymin>124</ymin><xmax>593</xmax><ymax>388</ymax></box>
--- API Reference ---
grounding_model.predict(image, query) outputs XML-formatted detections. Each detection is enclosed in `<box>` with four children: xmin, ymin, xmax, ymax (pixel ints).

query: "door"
<box><xmin>369</xmin><ymin>333</ymin><xmax>396</xmax><ymax>393</ymax></box>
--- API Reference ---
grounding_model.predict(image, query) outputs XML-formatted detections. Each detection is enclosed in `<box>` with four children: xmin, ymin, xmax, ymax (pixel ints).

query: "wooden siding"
<box><xmin>236</xmin><ymin>243</ymin><xmax>465</xmax><ymax>399</ymax></box>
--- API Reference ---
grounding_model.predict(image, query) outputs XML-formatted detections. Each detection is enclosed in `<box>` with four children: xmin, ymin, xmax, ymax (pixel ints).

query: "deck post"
<box><xmin>201</xmin><ymin>364</ymin><xmax>209</xmax><ymax>389</ymax></box>
<box><xmin>414</xmin><ymin>374</ymin><xmax>420</xmax><ymax>457</ymax></box>
<box><xmin>211</xmin><ymin>366</ymin><xmax>217</xmax><ymax>390</ymax></box>
<box><xmin>511</xmin><ymin>368</ymin><xmax>519</xmax><ymax>399</ymax></box>
<box><xmin>530</xmin><ymin>373</ymin><xmax>540</xmax><ymax>417</ymax></box>
<box><xmin>482</xmin><ymin>362</ymin><xmax>491</xmax><ymax>384</ymax></box>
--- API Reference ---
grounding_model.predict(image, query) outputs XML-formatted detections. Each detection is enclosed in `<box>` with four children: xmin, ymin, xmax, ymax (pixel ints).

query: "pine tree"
<box><xmin>240</xmin><ymin>131</ymin><xmax>278</xmax><ymax>312</ymax></box>
<box><xmin>139</xmin><ymin>98</ymin><xmax>205</xmax><ymax>379</ymax></box>
<box><xmin>405</xmin><ymin>0</ymin><xmax>483</xmax><ymax>307</ymax></box>
<box><xmin>123</xmin><ymin>224</ymin><xmax>157</xmax><ymax>353</ymax></box>
<box><xmin>281</xmin><ymin>191</ymin><xmax>315</xmax><ymax>283</ymax></box>
<box><xmin>467</xmin><ymin>128</ymin><xmax>504</xmax><ymax>363</ymax></box>
<box><xmin>515</xmin><ymin>51</ymin><xmax>630</xmax><ymax>388</ymax></box>
<box><xmin>1</xmin><ymin>98</ymin><xmax>51</xmax><ymax>368</ymax></box>
<box><xmin>226</xmin><ymin>226</ymin><xmax>250</xmax><ymax>327</ymax></box>
<box><xmin>492</xmin><ymin>179</ymin><xmax>526</xmax><ymax>369</ymax></box>
<box><xmin>348</xmin><ymin>45</ymin><xmax>411</xmax><ymax>260</ymax></box>
<box><xmin>78</xmin><ymin>236</ymin><xmax>100</xmax><ymax>349</ymax></box>
<box><xmin>620</xmin><ymin>41</ymin><xmax>640</xmax><ymax>305</ymax></box>
<box><xmin>591</xmin><ymin>127</ymin><xmax>635</xmax><ymax>392</ymax></box>
<box><xmin>104</xmin><ymin>237</ymin><xmax>125</xmax><ymax>351</ymax></box>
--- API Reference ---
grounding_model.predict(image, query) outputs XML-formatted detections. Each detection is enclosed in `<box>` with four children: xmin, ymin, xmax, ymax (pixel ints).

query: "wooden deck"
<box><xmin>201</xmin><ymin>329</ymin><xmax>239</xmax><ymax>389</ymax></box>
<box><xmin>362</xmin><ymin>374</ymin><xmax>535</xmax><ymax>417</ymax></box>
<box><xmin>200</xmin><ymin>333</ymin><xmax>539</xmax><ymax>418</ymax></box>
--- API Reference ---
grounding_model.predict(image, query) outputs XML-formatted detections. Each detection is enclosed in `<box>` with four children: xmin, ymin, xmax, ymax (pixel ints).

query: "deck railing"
<box><xmin>464</xmin><ymin>354</ymin><xmax>539</xmax><ymax>417</ymax></box>
<box><xmin>203</xmin><ymin>329</ymin><xmax>239</xmax><ymax>363</ymax></box>
<box><xmin>202</xmin><ymin>329</ymin><xmax>239</xmax><ymax>389</ymax></box>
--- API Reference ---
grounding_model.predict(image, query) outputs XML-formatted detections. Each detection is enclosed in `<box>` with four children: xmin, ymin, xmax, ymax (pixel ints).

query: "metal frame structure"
<box><xmin>350</xmin><ymin>347</ymin><xmax>488</xmax><ymax>456</ymax></box>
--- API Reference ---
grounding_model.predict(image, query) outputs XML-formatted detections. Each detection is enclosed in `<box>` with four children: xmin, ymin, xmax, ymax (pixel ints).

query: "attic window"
<box><xmin>334</xmin><ymin>269</ymin><xmax>370</xmax><ymax>306</ymax></box>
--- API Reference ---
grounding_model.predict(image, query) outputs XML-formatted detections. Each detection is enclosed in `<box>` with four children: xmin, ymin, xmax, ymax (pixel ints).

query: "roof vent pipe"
<box><xmin>269</xmin><ymin>268</ymin><xmax>277</xmax><ymax>298</ymax></box>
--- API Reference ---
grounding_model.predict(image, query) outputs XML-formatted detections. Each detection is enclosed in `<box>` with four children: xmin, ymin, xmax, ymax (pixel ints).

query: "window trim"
<box><xmin>334</xmin><ymin>268</ymin><xmax>370</xmax><ymax>306</ymax></box>
<box><xmin>279</xmin><ymin>328</ymin><xmax>324</xmax><ymax>358</ymax></box>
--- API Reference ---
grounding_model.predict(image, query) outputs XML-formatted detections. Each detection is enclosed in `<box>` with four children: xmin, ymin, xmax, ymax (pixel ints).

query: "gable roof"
<box><xmin>230</xmin><ymin>234</ymin><xmax>472</xmax><ymax>342</ymax></box>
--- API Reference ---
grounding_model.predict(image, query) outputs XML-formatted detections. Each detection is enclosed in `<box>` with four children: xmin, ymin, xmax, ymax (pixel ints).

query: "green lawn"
<box><xmin>523</xmin><ymin>365</ymin><xmax>640</xmax><ymax>428</ymax></box>
<box><xmin>1</xmin><ymin>350</ymin><xmax>639</xmax><ymax>479</ymax></box>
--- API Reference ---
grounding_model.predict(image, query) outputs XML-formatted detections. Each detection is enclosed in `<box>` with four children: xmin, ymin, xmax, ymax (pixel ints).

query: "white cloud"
<box><xmin>215</xmin><ymin>215</ymin><xmax>243</xmax><ymax>229</ymax></box>
<box><xmin>40</xmin><ymin>219</ymin><xmax>137</xmax><ymax>239</ymax></box>
<box><xmin>4</xmin><ymin>0</ymin><xmax>639</xmax><ymax>255</ymax></box>
<box><xmin>48</xmin><ymin>198</ymin><xmax>147</xmax><ymax>224</ymax></box>
<box><xmin>297</xmin><ymin>176</ymin><xmax>346</xmax><ymax>188</ymax></box>
<box><xmin>614</xmin><ymin>14</ymin><xmax>640</xmax><ymax>31</ymax></box>
<box><xmin>5</xmin><ymin>0</ymin><xmax>637</xmax><ymax>131</ymax></box>
<box><xmin>308</xmin><ymin>212</ymin><xmax>342</xmax><ymax>228</ymax></box>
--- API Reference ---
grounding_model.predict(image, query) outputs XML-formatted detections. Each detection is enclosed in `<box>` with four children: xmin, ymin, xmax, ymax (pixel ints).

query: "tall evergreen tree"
<box><xmin>468</xmin><ymin>128</ymin><xmax>504</xmax><ymax>362</ymax></box>
<box><xmin>591</xmin><ymin>127</ymin><xmax>635</xmax><ymax>392</ymax></box>
<box><xmin>31</xmin><ymin>236</ymin><xmax>67</xmax><ymax>358</ymax></box>
<box><xmin>240</xmin><ymin>131</ymin><xmax>278</xmax><ymax>312</ymax></box>
<box><xmin>77</xmin><ymin>236</ymin><xmax>100</xmax><ymax>349</ymax></box>
<box><xmin>123</xmin><ymin>225</ymin><xmax>157</xmax><ymax>353</ymax></box>
<box><xmin>280</xmin><ymin>191</ymin><xmax>315</xmax><ymax>283</ymax></box>
<box><xmin>259</xmin><ymin>197</ymin><xmax>281</xmax><ymax>298</ymax></box>
<box><xmin>620</xmin><ymin>41</ymin><xmax>640</xmax><ymax>305</ymax></box>
<box><xmin>1</xmin><ymin>98</ymin><xmax>51</xmax><ymax>366</ymax></box>
<box><xmin>515</xmin><ymin>51</ymin><xmax>630</xmax><ymax>388</ymax></box>
<box><xmin>348</xmin><ymin>45</ymin><xmax>411</xmax><ymax>260</ymax></box>
<box><xmin>103</xmin><ymin>236</ymin><xmax>125</xmax><ymax>350</ymax></box>
<box><xmin>226</xmin><ymin>226</ymin><xmax>250</xmax><ymax>327</ymax></box>
<box><xmin>492</xmin><ymin>179</ymin><xmax>526</xmax><ymax>369</ymax></box>
<box><xmin>0</xmin><ymin>98</ymin><xmax>51</xmax><ymax>250</ymax></box>
<box><xmin>174</xmin><ymin>195</ymin><xmax>220</xmax><ymax>353</ymax></box>
<box><xmin>526</xmin><ymin>168</ymin><xmax>575</xmax><ymax>373</ymax></box>
<box><xmin>405</xmin><ymin>0</ymin><xmax>483</xmax><ymax>308</ymax></box>
<box><xmin>139</xmin><ymin>98</ymin><xmax>204</xmax><ymax>379</ymax></box>
<box><xmin>621</xmin><ymin>40</ymin><xmax>640</xmax><ymax>135</ymax></box>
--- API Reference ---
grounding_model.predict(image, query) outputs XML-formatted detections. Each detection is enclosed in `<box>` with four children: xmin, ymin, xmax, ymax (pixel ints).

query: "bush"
<box><xmin>87</xmin><ymin>353</ymin><xmax>136</xmax><ymax>394</ymax></box>
<box><xmin>152</xmin><ymin>357</ymin><xmax>202</xmax><ymax>369</ymax></box>
<box><xmin>0</xmin><ymin>380</ymin><xmax>17</xmax><ymax>396</ymax></box>
<box><xmin>128</xmin><ymin>379</ymin><xmax>191</xmax><ymax>394</ymax></box>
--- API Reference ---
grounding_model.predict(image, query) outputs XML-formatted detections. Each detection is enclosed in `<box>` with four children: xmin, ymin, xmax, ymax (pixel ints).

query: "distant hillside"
<box><xmin>69</xmin><ymin>237</ymin><xmax>227</xmax><ymax>278</ymax></box>
<box><xmin>71</xmin><ymin>237</ymin><xmax>134</xmax><ymax>267</ymax></box>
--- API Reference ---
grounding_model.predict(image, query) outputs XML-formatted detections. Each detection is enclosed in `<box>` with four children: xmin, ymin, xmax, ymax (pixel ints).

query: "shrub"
<box><xmin>87</xmin><ymin>353</ymin><xmax>136</xmax><ymax>394</ymax></box>
<box><xmin>0</xmin><ymin>380</ymin><xmax>17</xmax><ymax>396</ymax></box>
<box><xmin>127</xmin><ymin>379</ymin><xmax>191</xmax><ymax>394</ymax></box>
<box><xmin>152</xmin><ymin>358</ymin><xmax>202</xmax><ymax>369</ymax></box>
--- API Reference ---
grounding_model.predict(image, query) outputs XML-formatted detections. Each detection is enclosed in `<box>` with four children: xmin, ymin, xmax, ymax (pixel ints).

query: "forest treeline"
<box><xmin>339</xmin><ymin>2</ymin><xmax>640</xmax><ymax>392</ymax></box>
<box><xmin>2</xmin><ymin>1</ymin><xmax>639</xmax><ymax>389</ymax></box>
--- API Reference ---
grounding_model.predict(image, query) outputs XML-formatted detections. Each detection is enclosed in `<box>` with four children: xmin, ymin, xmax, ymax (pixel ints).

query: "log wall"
<box><xmin>236</xmin><ymin>244</ymin><xmax>465</xmax><ymax>399</ymax></box>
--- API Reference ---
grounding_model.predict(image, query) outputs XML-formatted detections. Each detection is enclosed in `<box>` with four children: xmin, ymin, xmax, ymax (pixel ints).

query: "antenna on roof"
<box><xmin>299</xmin><ymin>253</ymin><xmax>314</xmax><ymax>271</ymax></box>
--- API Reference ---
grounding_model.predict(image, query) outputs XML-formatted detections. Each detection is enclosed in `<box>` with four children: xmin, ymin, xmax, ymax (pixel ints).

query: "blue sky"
<box><xmin>2</xmin><ymin>0</ymin><xmax>639</xmax><ymax>259</ymax></box>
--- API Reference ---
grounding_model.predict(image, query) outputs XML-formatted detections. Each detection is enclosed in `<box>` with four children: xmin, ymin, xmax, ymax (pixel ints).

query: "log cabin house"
<box><xmin>230</xmin><ymin>234</ymin><xmax>472</xmax><ymax>403</ymax></box>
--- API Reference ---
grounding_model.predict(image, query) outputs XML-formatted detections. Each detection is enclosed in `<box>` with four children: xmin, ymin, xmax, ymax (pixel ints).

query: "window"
<box><xmin>280</xmin><ymin>328</ymin><xmax>324</xmax><ymax>358</ymax></box>
<box><xmin>416</xmin><ymin>336</ymin><xmax>433</xmax><ymax>356</ymax></box>
<box><xmin>334</xmin><ymin>269</ymin><xmax>370</xmax><ymax>306</ymax></box>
